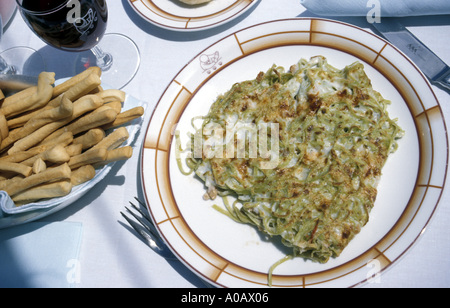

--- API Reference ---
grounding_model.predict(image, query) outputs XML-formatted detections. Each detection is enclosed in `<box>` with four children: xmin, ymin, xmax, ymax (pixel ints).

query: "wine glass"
<box><xmin>0</xmin><ymin>8</ymin><xmax>46</xmax><ymax>76</ymax></box>
<box><xmin>15</xmin><ymin>0</ymin><xmax>140</xmax><ymax>89</ymax></box>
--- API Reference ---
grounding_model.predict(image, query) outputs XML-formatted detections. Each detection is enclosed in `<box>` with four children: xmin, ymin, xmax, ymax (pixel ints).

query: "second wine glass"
<box><xmin>1</xmin><ymin>3</ymin><xmax>46</xmax><ymax>77</ymax></box>
<box><xmin>16</xmin><ymin>0</ymin><xmax>140</xmax><ymax>89</ymax></box>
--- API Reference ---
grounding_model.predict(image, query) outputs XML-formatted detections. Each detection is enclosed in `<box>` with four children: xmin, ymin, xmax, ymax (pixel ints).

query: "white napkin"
<box><xmin>0</xmin><ymin>221</ymin><xmax>83</xmax><ymax>288</ymax></box>
<box><xmin>300</xmin><ymin>0</ymin><xmax>450</xmax><ymax>16</ymax></box>
<box><xmin>0</xmin><ymin>191</ymin><xmax>14</xmax><ymax>218</ymax></box>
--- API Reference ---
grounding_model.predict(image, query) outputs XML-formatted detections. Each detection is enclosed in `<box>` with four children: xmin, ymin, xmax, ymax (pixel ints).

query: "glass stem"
<box><xmin>91</xmin><ymin>46</ymin><xmax>113</xmax><ymax>72</ymax></box>
<box><xmin>0</xmin><ymin>55</ymin><xmax>16</xmax><ymax>74</ymax></box>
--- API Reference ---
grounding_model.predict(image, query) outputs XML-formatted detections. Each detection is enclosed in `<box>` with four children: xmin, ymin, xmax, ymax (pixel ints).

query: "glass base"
<box><xmin>75</xmin><ymin>33</ymin><xmax>140</xmax><ymax>89</ymax></box>
<box><xmin>0</xmin><ymin>46</ymin><xmax>46</xmax><ymax>76</ymax></box>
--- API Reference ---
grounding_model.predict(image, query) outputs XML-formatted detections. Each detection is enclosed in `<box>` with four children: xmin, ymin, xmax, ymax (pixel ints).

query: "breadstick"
<box><xmin>0</xmin><ymin>112</ymin><xmax>8</xmax><ymax>140</ymax></box>
<box><xmin>7</xmin><ymin>110</ymin><xmax>34</xmax><ymax>130</ymax></box>
<box><xmin>65</xmin><ymin>144</ymin><xmax>83</xmax><ymax>157</ymax></box>
<box><xmin>68</xmin><ymin>147</ymin><xmax>107</xmax><ymax>169</ymax></box>
<box><xmin>96</xmin><ymin>89</ymin><xmax>126</xmax><ymax>103</ymax></box>
<box><xmin>1</xmin><ymin>72</ymin><xmax>55</xmax><ymax>118</ymax></box>
<box><xmin>9</xmin><ymin>72</ymin><xmax>102</xmax><ymax>129</ymax></box>
<box><xmin>0</xmin><ymin>161</ymin><xmax>33</xmax><ymax>177</ymax></box>
<box><xmin>12</xmin><ymin>180</ymin><xmax>72</xmax><ymax>203</ymax></box>
<box><xmin>60</xmin><ymin>72</ymin><xmax>101</xmax><ymax>102</ymax></box>
<box><xmin>0</xmin><ymin>172</ymin><xmax>14</xmax><ymax>182</ymax></box>
<box><xmin>38</xmin><ymin>131</ymin><xmax>74</xmax><ymax>148</ymax></box>
<box><xmin>1</xmin><ymin>86</ymin><xmax>36</xmax><ymax>110</ymax></box>
<box><xmin>70</xmin><ymin>165</ymin><xmax>96</xmax><ymax>186</ymax></box>
<box><xmin>0</xmin><ymin>89</ymin><xmax>4</xmax><ymax>101</ymax></box>
<box><xmin>109</xmin><ymin>146</ymin><xmax>133</xmax><ymax>161</ymax></box>
<box><xmin>72</xmin><ymin>128</ymin><xmax>105</xmax><ymax>150</ymax></box>
<box><xmin>44</xmin><ymin>107</ymin><xmax>117</xmax><ymax>142</ymax></box>
<box><xmin>6</xmin><ymin>94</ymin><xmax>64</xmax><ymax>130</ymax></box>
<box><xmin>88</xmin><ymin>85</ymin><xmax>103</xmax><ymax>95</ymax></box>
<box><xmin>32</xmin><ymin>158</ymin><xmax>47</xmax><ymax>174</ymax></box>
<box><xmin>7</xmin><ymin>95</ymin><xmax>103</xmax><ymax>154</ymax></box>
<box><xmin>42</xmin><ymin>144</ymin><xmax>71</xmax><ymax>164</ymax></box>
<box><xmin>0</xmin><ymin>132</ymin><xmax>73</xmax><ymax>164</ymax></box>
<box><xmin>94</xmin><ymin>146</ymin><xmax>133</xmax><ymax>167</ymax></box>
<box><xmin>7</xmin><ymin>71</ymin><xmax>101</xmax><ymax>129</ymax></box>
<box><xmin>2</xmin><ymin>96</ymin><xmax>73</xmax><ymax>150</ymax></box>
<box><xmin>7</xmin><ymin>124</ymin><xmax>57</xmax><ymax>154</ymax></box>
<box><xmin>104</xmin><ymin>101</ymin><xmax>122</xmax><ymax>114</ymax></box>
<box><xmin>0</xmin><ymin>150</ymin><xmax>36</xmax><ymax>163</ymax></box>
<box><xmin>0</xmin><ymin>163</ymin><xmax>72</xmax><ymax>197</ymax></box>
<box><xmin>25</xmin><ymin>95</ymin><xmax>73</xmax><ymax>129</ymax></box>
<box><xmin>92</xmin><ymin>126</ymin><xmax>129</xmax><ymax>151</ymax></box>
<box><xmin>102</xmin><ymin>106</ymin><xmax>144</xmax><ymax>130</ymax></box>
<box><xmin>0</xmin><ymin>145</ymin><xmax>48</xmax><ymax>164</ymax></box>
<box><xmin>52</xmin><ymin>67</ymin><xmax>101</xmax><ymax>98</ymax></box>
<box><xmin>91</xmin><ymin>105</ymin><xmax>113</xmax><ymax>114</ymax></box>
<box><xmin>21</xmin><ymin>144</ymin><xmax>70</xmax><ymax>167</ymax></box>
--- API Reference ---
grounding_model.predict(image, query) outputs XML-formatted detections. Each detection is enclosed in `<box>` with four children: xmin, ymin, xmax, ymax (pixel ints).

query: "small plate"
<box><xmin>141</xmin><ymin>18</ymin><xmax>448</xmax><ymax>287</ymax></box>
<box><xmin>128</xmin><ymin>0</ymin><xmax>258</xmax><ymax>32</ymax></box>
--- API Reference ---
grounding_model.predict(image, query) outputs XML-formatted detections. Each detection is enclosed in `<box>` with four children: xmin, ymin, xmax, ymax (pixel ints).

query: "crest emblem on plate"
<box><xmin>200</xmin><ymin>51</ymin><xmax>222</xmax><ymax>74</ymax></box>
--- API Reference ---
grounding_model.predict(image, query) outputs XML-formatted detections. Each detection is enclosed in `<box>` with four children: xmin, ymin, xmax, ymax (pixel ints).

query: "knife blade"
<box><xmin>0</xmin><ymin>74</ymin><xmax>39</xmax><ymax>95</ymax></box>
<box><xmin>372</xmin><ymin>18</ymin><xmax>450</xmax><ymax>93</ymax></box>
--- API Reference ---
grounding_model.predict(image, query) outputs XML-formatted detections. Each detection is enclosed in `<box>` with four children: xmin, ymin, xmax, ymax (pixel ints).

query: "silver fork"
<box><xmin>121</xmin><ymin>197</ymin><xmax>177</xmax><ymax>260</ymax></box>
<box><xmin>122</xmin><ymin>197</ymin><xmax>216</xmax><ymax>288</ymax></box>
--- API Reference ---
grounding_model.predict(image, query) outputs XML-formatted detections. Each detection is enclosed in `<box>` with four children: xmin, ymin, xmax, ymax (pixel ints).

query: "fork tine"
<box><xmin>128</xmin><ymin>201</ymin><xmax>160</xmax><ymax>237</ymax></box>
<box><xmin>121</xmin><ymin>207</ymin><xmax>177</xmax><ymax>260</ymax></box>
<box><xmin>121</xmin><ymin>211</ymin><xmax>138</xmax><ymax>230</ymax></box>
<box><xmin>134</xmin><ymin>196</ymin><xmax>146</xmax><ymax>207</ymax></box>
<box><xmin>120</xmin><ymin>211</ymin><xmax>150</xmax><ymax>243</ymax></box>
<box><xmin>133</xmin><ymin>197</ymin><xmax>151</xmax><ymax>220</ymax></box>
<box><xmin>130</xmin><ymin>198</ymin><xmax>161</xmax><ymax>237</ymax></box>
<box><xmin>124</xmin><ymin>205</ymin><xmax>160</xmax><ymax>240</ymax></box>
<box><xmin>129</xmin><ymin>200</ymin><xmax>153</xmax><ymax>225</ymax></box>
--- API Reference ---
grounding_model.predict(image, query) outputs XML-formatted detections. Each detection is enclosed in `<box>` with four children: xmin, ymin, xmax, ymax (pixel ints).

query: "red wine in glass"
<box><xmin>16</xmin><ymin>0</ymin><xmax>140</xmax><ymax>89</ymax></box>
<box><xmin>19</xmin><ymin>0</ymin><xmax>107</xmax><ymax>52</ymax></box>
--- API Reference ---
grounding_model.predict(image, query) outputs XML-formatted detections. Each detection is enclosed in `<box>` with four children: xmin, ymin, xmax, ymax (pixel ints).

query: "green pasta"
<box><xmin>180</xmin><ymin>56</ymin><xmax>404</xmax><ymax>280</ymax></box>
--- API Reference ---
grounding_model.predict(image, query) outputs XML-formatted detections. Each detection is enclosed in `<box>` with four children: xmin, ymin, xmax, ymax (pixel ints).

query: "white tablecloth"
<box><xmin>1</xmin><ymin>0</ymin><xmax>449</xmax><ymax>288</ymax></box>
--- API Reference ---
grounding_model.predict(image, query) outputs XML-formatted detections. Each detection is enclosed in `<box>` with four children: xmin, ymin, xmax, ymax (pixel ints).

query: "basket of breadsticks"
<box><xmin>0</xmin><ymin>67</ymin><xmax>145</xmax><ymax>215</ymax></box>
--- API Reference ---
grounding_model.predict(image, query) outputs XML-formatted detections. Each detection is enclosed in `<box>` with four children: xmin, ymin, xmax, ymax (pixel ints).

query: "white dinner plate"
<box><xmin>140</xmin><ymin>18</ymin><xmax>448</xmax><ymax>288</ymax></box>
<box><xmin>0</xmin><ymin>83</ymin><xmax>147</xmax><ymax>229</ymax></box>
<box><xmin>128</xmin><ymin>0</ymin><xmax>258</xmax><ymax>32</ymax></box>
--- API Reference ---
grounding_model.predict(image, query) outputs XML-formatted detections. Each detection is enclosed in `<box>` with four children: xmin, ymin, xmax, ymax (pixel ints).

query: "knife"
<box><xmin>0</xmin><ymin>74</ymin><xmax>39</xmax><ymax>96</ymax></box>
<box><xmin>372</xmin><ymin>18</ymin><xmax>450</xmax><ymax>93</ymax></box>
